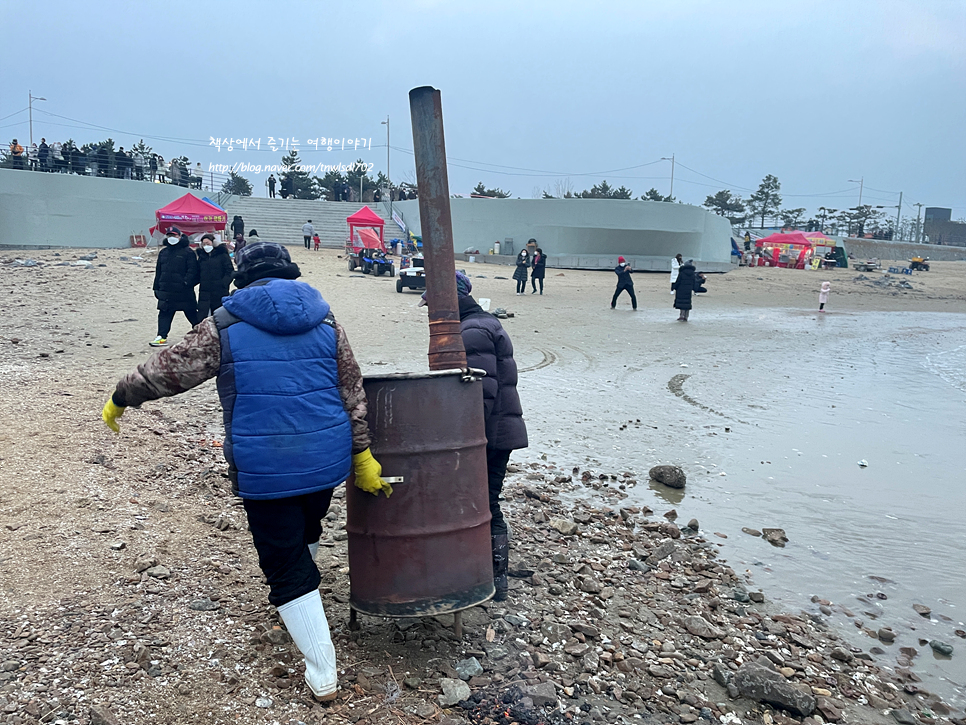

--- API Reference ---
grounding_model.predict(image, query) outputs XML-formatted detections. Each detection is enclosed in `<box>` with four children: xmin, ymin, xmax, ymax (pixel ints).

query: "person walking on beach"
<box><xmin>819</xmin><ymin>281</ymin><xmax>831</xmax><ymax>312</ymax></box>
<box><xmin>302</xmin><ymin>220</ymin><xmax>315</xmax><ymax>250</ymax></box>
<box><xmin>151</xmin><ymin>227</ymin><xmax>200</xmax><ymax>346</ymax></box>
<box><xmin>513</xmin><ymin>249</ymin><xmax>529</xmax><ymax>295</ymax></box>
<box><xmin>268</xmin><ymin>174</ymin><xmax>277</xmax><ymax>198</ymax></box>
<box><xmin>672</xmin><ymin>259</ymin><xmax>706</xmax><ymax>321</ymax></box>
<box><xmin>196</xmin><ymin>234</ymin><xmax>235</xmax><ymax>318</ymax></box>
<box><xmin>530</xmin><ymin>247</ymin><xmax>546</xmax><ymax>295</ymax></box>
<box><xmin>670</xmin><ymin>253</ymin><xmax>683</xmax><ymax>295</ymax></box>
<box><xmin>454</xmin><ymin>271</ymin><xmax>528</xmax><ymax>600</ymax></box>
<box><xmin>611</xmin><ymin>256</ymin><xmax>637</xmax><ymax>310</ymax></box>
<box><xmin>102</xmin><ymin>241</ymin><xmax>392</xmax><ymax>702</ymax></box>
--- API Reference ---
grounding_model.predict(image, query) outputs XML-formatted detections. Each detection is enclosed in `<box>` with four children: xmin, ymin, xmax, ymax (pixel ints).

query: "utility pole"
<box><xmin>381</xmin><ymin>115</ymin><xmax>391</xmax><ymax>222</ymax></box>
<box><xmin>848</xmin><ymin>177</ymin><xmax>864</xmax><ymax>207</ymax></box>
<box><xmin>28</xmin><ymin>90</ymin><xmax>46</xmax><ymax>147</ymax></box>
<box><xmin>661</xmin><ymin>154</ymin><xmax>675</xmax><ymax>199</ymax></box>
<box><xmin>895</xmin><ymin>191</ymin><xmax>902</xmax><ymax>240</ymax></box>
<box><xmin>913</xmin><ymin>203</ymin><xmax>924</xmax><ymax>243</ymax></box>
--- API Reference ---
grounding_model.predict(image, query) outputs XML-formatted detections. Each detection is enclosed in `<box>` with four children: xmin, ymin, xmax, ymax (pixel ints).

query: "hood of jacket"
<box><xmin>458</xmin><ymin>295</ymin><xmax>486</xmax><ymax>321</ymax></box>
<box><xmin>223</xmin><ymin>279</ymin><xmax>329</xmax><ymax>335</ymax></box>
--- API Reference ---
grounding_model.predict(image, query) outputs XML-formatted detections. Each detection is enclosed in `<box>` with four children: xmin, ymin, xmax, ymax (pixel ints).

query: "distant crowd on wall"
<box><xmin>5</xmin><ymin>137</ymin><xmax>209</xmax><ymax>189</ymax></box>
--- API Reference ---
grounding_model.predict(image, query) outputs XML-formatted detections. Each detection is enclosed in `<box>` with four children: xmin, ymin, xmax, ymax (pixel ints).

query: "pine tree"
<box><xmin>280</xmin><ymin>151</ymin><xmax>319</xmax><ymax>199</ymax></box>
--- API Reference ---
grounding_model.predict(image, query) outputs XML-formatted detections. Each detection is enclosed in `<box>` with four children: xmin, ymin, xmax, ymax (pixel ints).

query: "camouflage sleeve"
<box><xmin>112</xmin><ymin>318</ymin><xmax>221</xmax><ymax>408</ymax></box>
<box><xmin>334</xmin><ymin>321</ymin><xmax>371</xmax><ymax>454</ymax></box>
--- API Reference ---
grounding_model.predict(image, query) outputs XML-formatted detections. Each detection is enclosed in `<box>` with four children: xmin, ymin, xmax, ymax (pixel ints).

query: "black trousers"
<box><xmin>611</xmin><ymin>284</ymin><xmax>637</xmax><ymax>309</ymax></box>
<box><xmin>244</xmin><ymin>488</ymin><xmax>333</xmax><ymax>607</ymax></box>
<box><xmin>531</xmin><ymin>276</ymin><xmax>543</xmax><ymax>293</ymax></box>
<box><xmin>515</xmin><ymin>277</ymin><xmax>526</xmax><ymax>294</ymax></box>
<box><xmin>269</xmin><ymin>187</ymin><xmax>276</xmax><ymax>198</ymax></box>
<box><xmin>304</xmin><ymin>235</ymin><xmax>312</xmax><ymax>249</ymax></box>
<box><xmin>486</xmin><ymin>448</ymin><xmax>512</xmax><ymax>536</ymax></box>
<box><xmin>157</xmin><ymin>307</ymin><xmax>201</xmax><ymax>338</ymax></box>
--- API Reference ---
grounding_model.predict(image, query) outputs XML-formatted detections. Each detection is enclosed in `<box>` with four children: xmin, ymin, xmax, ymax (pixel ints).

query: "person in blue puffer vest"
<box><xmin>101</xmin><ymin>241</ymin><xmax>392</xmax><ymax>702</ymax></box>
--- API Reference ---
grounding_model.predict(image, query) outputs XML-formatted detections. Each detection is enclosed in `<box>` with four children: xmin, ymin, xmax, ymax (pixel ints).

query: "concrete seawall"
<box><xmin>844</xmin><ymin>237</ymin><xmax>966</xmax><ymax>262</ymax></box>
<box><xmin>0</xmin><ymin>168</ymin><xmax>210</xmax><ymax>249</ymax></box>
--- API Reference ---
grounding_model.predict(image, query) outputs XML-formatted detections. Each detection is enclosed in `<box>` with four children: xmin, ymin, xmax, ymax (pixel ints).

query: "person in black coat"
<box><xmin>195</xmin><ymin>234</ymin><xmax>235</xmax><ymax>318</ymax></box>
<box><xmin>611</xmin><ymin>256</ymin><xmax>637</xmax><ymax>310</ymax></box>
<box><xmin>672</xmin><ymin>260</ymin><xmax>707</xmax><ymax>321</ymax></box>
<box><xmin>455</xmin><ymin>272</ymin><xmax>528</xmax><ymax>600</ymax></box>
<box><xmin>513</xmin><ymin>249</ymin><xmax>529</xmax><ymax>295</ymax></box>
<box><xmin>530</xmin><ymin>247</ymin><xmax>546</xmax><ymax>294</ymax></box>
<box><xmin>151</xmin><ymin>227</ymin><xmax>200</xmax><ymax>346</ymax></box>
<box><xmin>230</xmin><ymin>215</ymin><xmax>245</xmax><ymax>239</ymax></box>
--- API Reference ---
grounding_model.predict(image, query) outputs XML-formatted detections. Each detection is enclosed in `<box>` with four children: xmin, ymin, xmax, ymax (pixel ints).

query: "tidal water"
<box><xmin>515</xmin><ymin>309</ymin><xmax>966</xmax><ymax>709</ymax></box>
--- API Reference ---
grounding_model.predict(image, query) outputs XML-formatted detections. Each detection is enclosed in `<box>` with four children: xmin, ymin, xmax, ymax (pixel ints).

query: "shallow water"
<box><xmin>514</xmin><ymin>308</ymin><xmax>966</xmax><ymax>709</ymax></box>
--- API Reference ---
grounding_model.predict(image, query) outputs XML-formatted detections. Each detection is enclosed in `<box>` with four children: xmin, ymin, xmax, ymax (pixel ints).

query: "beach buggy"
<box><xmin>346</xmin><ymin>226</ymin><xmax>394</xmax><ymax>276</ymax></box>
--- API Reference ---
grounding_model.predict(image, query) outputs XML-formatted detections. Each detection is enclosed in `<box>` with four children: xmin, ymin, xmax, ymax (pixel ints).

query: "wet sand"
<box><xmin>1</xmin><ymin>247</ymin><xmax>964</xmax><ymax>712</ymax></box>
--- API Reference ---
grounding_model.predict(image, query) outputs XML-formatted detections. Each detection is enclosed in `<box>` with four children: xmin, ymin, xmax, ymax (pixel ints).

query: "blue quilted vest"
<box><xmin>214</xmin><ymin>279</ymin><xmax>352</xmax><ymax>499</ymax></box>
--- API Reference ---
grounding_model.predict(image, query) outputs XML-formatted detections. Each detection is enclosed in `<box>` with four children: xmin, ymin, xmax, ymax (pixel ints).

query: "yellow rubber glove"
<box><xmin>352</xmin><ymin>448</ymin><xmax>393</xmax><ymax>498</ymax></box>
<box><xmin>102</xmin><ymin>398</ymin><xmax>126</xmax><ymax>433</ymax></box>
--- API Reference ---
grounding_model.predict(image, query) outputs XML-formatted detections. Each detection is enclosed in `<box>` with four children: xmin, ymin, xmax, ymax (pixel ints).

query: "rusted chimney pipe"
<box><xmin>409</xmin><ymin>86</ymin><xmax>467</xmax><ymax>371</ymax></box>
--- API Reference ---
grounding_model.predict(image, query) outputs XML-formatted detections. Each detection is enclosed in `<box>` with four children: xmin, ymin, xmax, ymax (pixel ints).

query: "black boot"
<box><xmin>491</xmin><ymin>533</ymin><xmax>509</xmax><ymax>601</ymax></box>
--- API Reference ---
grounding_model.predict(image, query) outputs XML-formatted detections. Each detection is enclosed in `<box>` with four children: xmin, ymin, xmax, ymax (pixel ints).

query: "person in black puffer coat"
<box><xmin>530</xmin><ymin>247</ymin><xmax>546</xmax><ymax>295</ymax></box>
<box><xmin>151</xmin><ymin>227</ymin><xmax>200</xmax><ymax>345</ymax></box>
<box><xmin>196</xmin><ymin>234</ymin><xmax>235</xmax><ymax>318</ymax></box>
<box><xmin>672</xmin><ymin>260</ymin><xmax>707</xmax><ymax>321</ymax></box>
<box><xmin>512</xmin><ymin>249</ymin><xmax>530</xmax><ymax>295</ymax></box>
<box><xmin>456</xmin><ymin>272</ymin><xmax>528</xmax><ymax>601</ymax></box>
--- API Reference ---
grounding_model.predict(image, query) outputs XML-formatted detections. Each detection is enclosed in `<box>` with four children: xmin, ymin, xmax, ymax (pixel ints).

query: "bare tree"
<box><xmin>554</xmin><ymin>178</ymin><xmax>575</xmax><ymax>198</ymax></box>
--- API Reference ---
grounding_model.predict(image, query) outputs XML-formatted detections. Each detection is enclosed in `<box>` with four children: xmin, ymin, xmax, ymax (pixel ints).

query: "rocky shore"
<box><xmin>1</xmin><ymin>408</ymin><xmax>960</xmax><ymax>725</ymax></box>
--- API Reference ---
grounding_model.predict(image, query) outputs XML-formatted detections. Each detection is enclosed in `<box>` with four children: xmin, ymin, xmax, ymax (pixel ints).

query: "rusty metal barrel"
<box><xmin>346</xmin><ymin>369</ymin><xmax>494</xmax><ymax>617</ymax></box>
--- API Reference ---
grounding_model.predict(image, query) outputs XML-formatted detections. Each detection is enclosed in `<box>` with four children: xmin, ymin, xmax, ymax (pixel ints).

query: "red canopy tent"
<box><xmin>151</xmin><ymin>193</ymin><xmax>228</xmax><ymax>237</ymax></box>
<box><xmin>755</xmin><ymin>232</ymin><xmax>816</xmax><ymax>269</ymax></box>
<box><xmin>346</xmin><ymin>206</ymin><xmax>386</xmax><ymax>251</ymax></box>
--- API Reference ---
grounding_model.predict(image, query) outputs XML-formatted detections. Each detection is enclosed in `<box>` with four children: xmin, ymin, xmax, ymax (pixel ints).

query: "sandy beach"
<box><xmin>1</xmin><ymin>247</ymin><xmax>964</xmax><ymax>724</ymax></box>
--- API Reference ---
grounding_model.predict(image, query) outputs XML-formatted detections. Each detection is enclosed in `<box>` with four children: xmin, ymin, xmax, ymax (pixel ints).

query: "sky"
<box><xmin>2</xmin><ymin>0</ymin><xmax>964</xmax><ymax>220</ymax></box>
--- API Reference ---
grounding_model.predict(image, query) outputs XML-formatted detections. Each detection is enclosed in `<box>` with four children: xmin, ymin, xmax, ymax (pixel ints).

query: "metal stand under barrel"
<box><xmin>345</xmin><ymin>86</ymin><xmax>493</xmax><ymax>638</ymax></box>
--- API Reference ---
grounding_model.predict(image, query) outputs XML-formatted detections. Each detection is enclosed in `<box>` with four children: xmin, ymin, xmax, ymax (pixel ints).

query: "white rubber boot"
<box><xmin>308</xmin><ymin>541</ymin><xmax>319</xmax><ymax>561</ymax></box>
<box><xmin>277</xmin><ymin>590</ymin><xmax>338</xmax><ymax>700</ymax></box>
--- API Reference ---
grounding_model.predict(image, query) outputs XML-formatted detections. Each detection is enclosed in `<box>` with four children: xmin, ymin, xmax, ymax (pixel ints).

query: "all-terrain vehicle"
<box><xmin>909</xmin><ymin>256</ymin><xmax>930</xmax><ymax>271</ymax></box>
<box><xmin>396</xmin><ymin>255</ymin><xmax>426</xmax><ymax>293</ymax></box>
<box><xmin>361</xmin><ymin>248</ymin><xmax>394</xmax><ymax>276</ymax></box>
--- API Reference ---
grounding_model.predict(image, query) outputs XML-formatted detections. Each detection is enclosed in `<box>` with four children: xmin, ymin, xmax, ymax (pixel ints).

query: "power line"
<box><xmin>0</xmin><ymin>107</ymin><xmax>29</xmax><ymax>123</ymax></box>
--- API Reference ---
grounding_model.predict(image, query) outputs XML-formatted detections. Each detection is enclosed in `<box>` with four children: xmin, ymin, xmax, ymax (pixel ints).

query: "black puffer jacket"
<box><xmin>531</xmin><ymin>253</ymin><xmax>546</xmax><ymax>280</ymax></box>
<box><xmin>672</xmin><ymin>263</ymin><xmax>707</xmax><ymax>310</ymax></box>
<box><xmin>196</xmin><ymin>244</ymin><xmax>234</xmax><ymax>316</ymax></box>
<box><xmin>459</xmin><ymin>295</ymin><xmax>528</xmax><ymax>451</ymax></box>
<box><xmin>153</xmin><ymin>236</ymin><xmax>199</xmax><ymax>311</ymax></box>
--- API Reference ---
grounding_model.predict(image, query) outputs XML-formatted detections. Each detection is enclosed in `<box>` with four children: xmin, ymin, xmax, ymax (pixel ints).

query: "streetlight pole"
<box><xmin>381</xmin><ymin>115</ymin><xmax>391</xmax><ymax>222</ymax></box>
<box><xmin>913</xmin><ymin>203</ymin><xmax>924</xmax><ymax>243</ymax></box>
<box><xmin>28</xmin><ymin>91</ymin><xmax>46</xmax><ymax>147</ymax></box>
<box><xmin>848</xmin><ymin>177</ymin><xmax>864</xmax><ymax>206</ymax></box>
<box><xmin>661</xmin><ymin>154</ymin><xmax>675</xmax><ymax>199</ymax></box>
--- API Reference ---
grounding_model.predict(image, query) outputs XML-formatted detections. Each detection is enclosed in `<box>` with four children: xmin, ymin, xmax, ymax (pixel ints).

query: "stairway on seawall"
<box><xmin>222</xmin><ymin>198</ymin><xmax>395</xmax><ymax>249</ymax></box>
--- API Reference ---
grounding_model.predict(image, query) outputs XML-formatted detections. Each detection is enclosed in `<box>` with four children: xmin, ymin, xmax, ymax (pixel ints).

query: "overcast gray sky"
<box><xmin>2</xmin><ymin>0</ymin><xmax>964</xmax><ymax>219</ymax></box>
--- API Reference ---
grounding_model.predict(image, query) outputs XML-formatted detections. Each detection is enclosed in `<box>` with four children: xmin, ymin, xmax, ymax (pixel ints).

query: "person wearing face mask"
<box><xmin>151</xmin><ymin>227</ymin><xmax>200</xmax><ymax>346</ymax></box>
<box><xmin>196</xmin><ymin>234</ymin><xmax>235</xmax><ymax>318</ymax></box>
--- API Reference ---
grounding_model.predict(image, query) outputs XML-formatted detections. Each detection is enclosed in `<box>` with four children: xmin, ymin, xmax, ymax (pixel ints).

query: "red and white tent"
<box><xmin>151</xmin><ymin>193</ymin><xmax>228</xmax><ymax>236</ymax></box>
<box><xmin>346</xmin><ymin>206</ymin><xmax>386</xmax><ymax>250</ymax></box>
